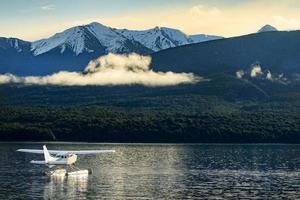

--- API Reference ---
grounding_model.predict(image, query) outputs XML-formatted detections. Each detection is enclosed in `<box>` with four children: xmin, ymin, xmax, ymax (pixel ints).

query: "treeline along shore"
<box><xmin>0</xmin><ymin>85</ymin><xmax>300</xmax><ymax>143</ymax></box>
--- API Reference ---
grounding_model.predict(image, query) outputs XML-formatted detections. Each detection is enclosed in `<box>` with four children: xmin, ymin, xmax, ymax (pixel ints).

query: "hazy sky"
<box><xmin>2</xmin><ymin>0</ymin><xmax>300</xmax><ymax>41</ymax></box>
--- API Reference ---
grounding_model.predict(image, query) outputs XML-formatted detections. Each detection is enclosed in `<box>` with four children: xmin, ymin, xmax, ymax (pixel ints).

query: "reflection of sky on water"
<box><xmin>93</xmin><ymin>145</ymin><xmax>185</xmax><ymax>199</ymax></box>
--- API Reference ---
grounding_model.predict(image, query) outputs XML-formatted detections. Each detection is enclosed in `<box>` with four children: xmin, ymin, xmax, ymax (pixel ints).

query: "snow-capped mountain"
<box><xmin>32</xmin><ymin>22</ymin><xmax>151</xmax><ymax>56</ymax></box>
<box><xmin>117</xmin><ymin>26</ymin><xmax>223</xmax><ymax>52</ymax></box>
<box><xmin>31</xmin><ymin>22</ymin><xmax>223</xmax><ymax>56</ymax></box>
<box><xmin>117</xmin><ymin>27</ymin><xmax>189</xmax><ymax>52</ymax></box>
<box><xmin>257</xmin><ymin>25</ymin><xmax>278</xmax><ymax>33</ymax></box>
<box><xmin>32</xmin><ymin>26</ymin><xmax>94</xmax><ymax>56</ymax></box>
<box><xmin>0</xmin><ymin>22</ymin><xmax>223</xmax><ymax>75</ymax></box>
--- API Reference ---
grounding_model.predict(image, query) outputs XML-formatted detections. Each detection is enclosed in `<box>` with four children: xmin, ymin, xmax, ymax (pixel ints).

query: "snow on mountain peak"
<box><xmin>31</xmin><ymin>26</ymin><xmax>89</xmax><ymax>56</ymax></box>
<box><xmin>31</xmin><ymin>22</ymin><xmax>223</xmax><ymax>56</ymax></box>
<box><xmin>117</xmin><ymin>26</ymin><xmax>190</xmax><ymax>51</ymax></box>
<box><xmin>85</xmin><ymin>22</ymin><xmax>130</xmax><ymax>53</ymax></box>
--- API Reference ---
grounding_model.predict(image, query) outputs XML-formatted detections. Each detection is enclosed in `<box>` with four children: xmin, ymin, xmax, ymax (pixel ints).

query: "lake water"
<box><xmin>0</xmin><ymin>143</ymin><xmax>299</xmax><ymax>199</ymax></box>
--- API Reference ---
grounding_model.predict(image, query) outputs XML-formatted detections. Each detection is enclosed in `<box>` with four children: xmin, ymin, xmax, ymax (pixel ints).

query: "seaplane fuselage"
<box><xmin>31</xmin><ymin>153</ymin><xmax>78</xmax><ymax>165</ymax></box>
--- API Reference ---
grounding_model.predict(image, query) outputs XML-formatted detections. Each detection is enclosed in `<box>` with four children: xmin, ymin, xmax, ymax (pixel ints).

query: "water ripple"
<box><xmin>0</xmin><ymin>143</ymin><xmax>299</xmax><ymax>199</ymax></box>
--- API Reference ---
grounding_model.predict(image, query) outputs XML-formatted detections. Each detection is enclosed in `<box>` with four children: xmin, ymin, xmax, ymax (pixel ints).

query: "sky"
<box><xmin>1</xmin><ymin>0</ymin><xmax>300</xmax><ymax>41</ymax></box>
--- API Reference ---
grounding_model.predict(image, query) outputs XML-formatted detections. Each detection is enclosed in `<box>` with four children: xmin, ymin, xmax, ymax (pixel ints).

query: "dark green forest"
<box><xmin>1</xmin><ymin>106</ymin><xmax>299</xmax><ymax>143</ymax></box>
<box><xmin>1</xmin><ymin>76</ymin><xmax>300</xmax><ymax>143</ymax></box>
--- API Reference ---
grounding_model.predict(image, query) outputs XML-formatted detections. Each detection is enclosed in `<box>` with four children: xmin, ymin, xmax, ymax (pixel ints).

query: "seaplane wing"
<box><xmin>17</xmin><ymin>149</ymin><xmax>115</xmax><ymax>155</ymax></box>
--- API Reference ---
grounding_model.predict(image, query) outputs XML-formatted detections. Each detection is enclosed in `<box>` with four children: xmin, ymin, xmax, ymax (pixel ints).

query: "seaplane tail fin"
<box><xmin>43</xmin><ymin>145</ymin><xmax>53</xmax><ymax>163</ymax></box>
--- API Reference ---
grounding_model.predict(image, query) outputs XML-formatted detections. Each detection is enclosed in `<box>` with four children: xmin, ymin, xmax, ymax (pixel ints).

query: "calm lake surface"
<box><xmin>0</xmin><ymin>143</ymin><xmax>299</xmax><ymax>199</ymax></box>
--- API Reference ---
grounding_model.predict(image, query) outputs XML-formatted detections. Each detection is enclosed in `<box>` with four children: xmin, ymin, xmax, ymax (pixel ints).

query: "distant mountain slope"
<box><xmin>2</xmin><ymin>27</ymin><xmax>300</xmax><ymax>79</ymax></box>
<box><xmin>257</xmin><ymin>24</ymin><xmax>278</xmax><ymax>33</ymax></box>
<box><xmin>149</xmin><ymin>30</ymin><xmax>300</xmax><ymax>101</ymax></box>
<box><xmin>0</xmin><ymin>37</ymin><xmax>31</xmax><ymax>53</ymax></box>
<box><xmin>32</xmin><ymin>22</ymin><xmax>152</xmax><ymax>56</ymax></box>
<box><xmin>0</xmin><ymin>22</ymin><xmax>222</xmax><ymax>75</ymax></box>
<box><xmin>0</xmin><ymin>38</ymin><xmax>33</xmax><ymax>74</ymax></box>
<box><xmin>188</xmin><ymin>34</ymin><xmax>223</xmax><ymax>43</ymax></box>
<box><xmin>32</xmin><ymin>23</ymin><xmax>222</xmax><ymax>56</ymax></box>
<box><xmin>151</xmin><ymin>31</ymin><xmax>300</xmax><ymax>78</ymax></box>
<box><xmin>117</xmin><ymin>26</ymin><xmax>222</xmax><ymax>52</ymax></box>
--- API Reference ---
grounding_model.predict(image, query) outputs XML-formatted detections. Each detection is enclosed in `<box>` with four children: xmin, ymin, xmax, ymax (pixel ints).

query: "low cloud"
<box><xmin>266</xmin><ymin>70</ymin><xmax>273</xmax><ymax>80</ymax></box>
<box><xmin>250</xmin><ymin>65</ymin><xmax>263</xmax><ymax>77</ymax></box>
<box><xmin>0</xmin><ymin>53</ymin><xmax>200</xmax><ymax>86</ymax></box>
<box><xmin>236</xmin><ymin>70</ymin><xmax>245</xmax><ymax>79</ymax></box>
<box><xmin>236</xmin><ymin>64</ymin><xmax>288</xmax><ymax>84</ymax></box>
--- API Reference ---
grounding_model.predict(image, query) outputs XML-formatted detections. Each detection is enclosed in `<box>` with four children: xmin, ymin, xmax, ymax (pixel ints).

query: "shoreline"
<box><xmin>1</xmin><ymin>141</ymin><xmax>300</xmax><ymax>145</ymax></box>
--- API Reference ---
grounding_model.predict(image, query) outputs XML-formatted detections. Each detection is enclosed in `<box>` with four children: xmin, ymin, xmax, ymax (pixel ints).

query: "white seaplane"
<box><xmin>17</xmin><ymin>145</ymin><xmax>115</xmax><ymax>176</ymax></box>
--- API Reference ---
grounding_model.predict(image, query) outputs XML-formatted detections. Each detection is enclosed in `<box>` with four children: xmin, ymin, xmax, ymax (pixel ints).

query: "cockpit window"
<box><xmin>56</xmin><ymin>154</ymin><xmax>69</xmax><ymax>158</ymax></box>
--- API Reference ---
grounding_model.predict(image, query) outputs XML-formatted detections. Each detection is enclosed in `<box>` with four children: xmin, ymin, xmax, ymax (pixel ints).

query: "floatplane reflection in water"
<box><xmin>42</xmin><ymin>170</ymin><xmax>89</xmax><ymax>199</ymax></box>
<box><xmin>17</xmin><ymin>145</ymin><xmax>115</xmax><ymax>176</ymax></box>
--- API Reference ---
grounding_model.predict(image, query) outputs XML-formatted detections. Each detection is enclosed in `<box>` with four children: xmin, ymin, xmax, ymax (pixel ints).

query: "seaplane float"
<box><xmin>17</xmin><ymin>145</ymin><xmax>115</xmax><ymax>176</ymax></box>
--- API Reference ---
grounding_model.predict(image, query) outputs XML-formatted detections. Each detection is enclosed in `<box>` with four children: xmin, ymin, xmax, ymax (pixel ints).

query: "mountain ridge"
<box><xmin>30</xmin><ymin>22</ymin><xmax>223</xmax><ymax>56</ymax></box>
<box><xmin>0</xmin><ymin>22</ymin><xmax>223</xmax><ymax>75</ymax></box>
<box><xmin>0</xmin><ymin>22</ymin><xmax>223</xmax><ymax>57</ymax></box>
<box><xmin>31</xmin><ymin>22</ymin><xmax>153</xmax><ymax>56</ymax></box>
<box><xmin>2</xmin><ymin>23</ymin><xmax>300</xmax><ymax>77</ymax></box>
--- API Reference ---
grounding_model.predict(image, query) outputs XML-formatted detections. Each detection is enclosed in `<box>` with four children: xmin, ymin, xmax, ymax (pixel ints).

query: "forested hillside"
<box><xmin>1</xmin><ymin>82</ymin><xmax>300</xmax><ymax>143</ymax></box>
